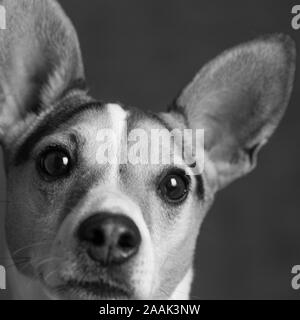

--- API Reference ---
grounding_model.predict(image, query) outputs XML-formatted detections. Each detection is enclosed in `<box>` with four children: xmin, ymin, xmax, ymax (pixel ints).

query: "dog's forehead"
<box><xmin>73</xmin><ymin>103</ymin><xmax>128</xmax><ymax>139</ymax></box>
<box><xmin>66</xmin><ymin>103</ymin><xmax>178</xmax><ymax>151</ymax></box>
<box><xmin>12</xmin><ymin>101</ymin><xmax>172</xmax><ymax>166</ymax></box>
<box><xmin>74</xmin><ymin>103</ymin><xmax>185</xmax><ymax>168</ymax></box>
<box><xmin>80</xmin><ymin>103</ymin><xmax>187</xmax><ymax>165</ymax></box>
<box><xmin>79</xmin><ymin>103</ymin><xmax>172</xmax><ymax>133</ymax></box>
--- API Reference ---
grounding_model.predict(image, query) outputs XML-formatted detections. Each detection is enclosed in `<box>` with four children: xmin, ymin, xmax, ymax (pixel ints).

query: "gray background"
<box><xmin>1</xmin><ymin>0</ymin><xmax>300</xmax><ymax>299</ymax></box>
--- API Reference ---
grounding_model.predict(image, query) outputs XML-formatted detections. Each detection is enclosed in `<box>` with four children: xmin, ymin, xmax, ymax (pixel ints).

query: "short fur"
<box><xmin>0</xmin><ymin>0</ymin><xmax>296</xmax><ymax>299</ymax></box>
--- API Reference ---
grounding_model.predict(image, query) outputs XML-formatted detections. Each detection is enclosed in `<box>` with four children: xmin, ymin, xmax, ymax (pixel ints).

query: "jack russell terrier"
<box><xmin>0</xmin><ymin>0</ymin><xmax>296</xmax><ymax>299</ymax></box>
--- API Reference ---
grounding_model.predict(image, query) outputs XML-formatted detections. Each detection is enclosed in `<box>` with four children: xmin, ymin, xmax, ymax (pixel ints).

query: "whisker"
<box><xmin>44</xmin><ymin>268</ymin><xmax>59</xmax><ymax>283</ymax></box>
<box><xmin>11</xmin><ymin>241</ymin><xmax>52</xmax><ymax>257</ymax></box>
<box><xmin>0</xmin><ymin>256</ymin><xmax>29</xmax><ymax>261</ymax></box>
<box><xmin>5</xmin><ymin>258</ymin><xmax>31</xmax><ymax>270</ymax></box>
<box><xmin>34</xmin><ymin>257</ymin><xmax>63</xmax><ymax>270</ymax></box>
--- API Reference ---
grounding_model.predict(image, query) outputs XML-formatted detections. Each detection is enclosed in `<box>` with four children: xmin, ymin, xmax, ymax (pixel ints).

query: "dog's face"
<box><xmin>0</xmin><ymin>0</ymin><xmax>296</xmax><ymax>299</ymax></box>
<box><xmin>5</xmin><ymin>101</ymin><xmax>211</xmax><ymax>299</ymax></box>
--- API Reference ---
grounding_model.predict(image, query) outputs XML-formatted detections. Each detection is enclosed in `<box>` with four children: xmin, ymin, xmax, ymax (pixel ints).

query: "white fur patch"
<box><xmin>105</xmin><ymin>103</ymin><xmax>128</xmax><ymax>180</ymax></box>
<box><xmin>170</xmin><ymin>268</ymin><xmax>193</xmax><ymax>300</ymax></box>
<box><xmin>106</xmin><ymin>103</ymin><xmax>127</xmax><ymax>139</ymax></box>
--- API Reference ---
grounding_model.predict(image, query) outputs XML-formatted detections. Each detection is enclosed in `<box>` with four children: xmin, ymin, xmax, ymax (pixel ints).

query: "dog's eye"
<box><xmin>38</xmin><ymin>149</ymin><xmax>71</xmax><ymax>178</ymax></box>
<box><xmin>158</xmin><ymin>171</ymin><xmax>190</xmax><ymax>204</ymax></box>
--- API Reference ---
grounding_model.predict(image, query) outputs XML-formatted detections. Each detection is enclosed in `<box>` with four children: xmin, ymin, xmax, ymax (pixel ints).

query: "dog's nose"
<box><xmin>77</xmin><ymin>213</ymin><xmax>141</xmax><ymax>265</ymax></box>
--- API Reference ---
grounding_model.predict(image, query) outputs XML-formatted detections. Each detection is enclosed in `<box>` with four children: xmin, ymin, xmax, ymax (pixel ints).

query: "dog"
<box><xmin>0</xmin><ymin>0</ymin><xmax>296</xmax><ymax>300</ymax></box>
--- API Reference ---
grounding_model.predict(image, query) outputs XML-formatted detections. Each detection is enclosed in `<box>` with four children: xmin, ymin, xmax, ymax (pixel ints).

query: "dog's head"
<box><xmin>0</xmin><ymin>0</ymin><xmax>295</xmax><ymax>299</ymax></box>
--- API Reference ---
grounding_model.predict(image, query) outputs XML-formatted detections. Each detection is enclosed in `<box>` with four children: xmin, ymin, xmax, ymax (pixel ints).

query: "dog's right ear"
<box><xmin>0</xmin><ymin>0</ymin><xmax>85</xmax><ymax>145</ymax></box>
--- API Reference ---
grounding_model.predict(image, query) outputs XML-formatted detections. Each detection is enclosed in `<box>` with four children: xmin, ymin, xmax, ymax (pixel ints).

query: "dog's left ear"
<box><xmin>167</xmin><ymin>34</ymin><xmax>296</xmax><ymax>188</ymax></box>
<box><xmin>0</xmin><ymin>0</ymin><xmax>85</xmax><ymax>145</ymax></box>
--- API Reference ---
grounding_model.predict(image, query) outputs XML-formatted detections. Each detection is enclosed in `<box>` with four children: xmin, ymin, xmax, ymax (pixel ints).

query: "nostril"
<box><xmin>118</xmin><ymin>231</ymin><xmax>138</xmax><ymax>250</ymax></box>
<box><xmin>77</xmin><ymin>218</ymin><xmax>106</xmax><ymax>246</ymax></box>
<box><xmin>90</xmin><ymin>229</ymin><xmax>105</xmax><ymax>246</ymax></box>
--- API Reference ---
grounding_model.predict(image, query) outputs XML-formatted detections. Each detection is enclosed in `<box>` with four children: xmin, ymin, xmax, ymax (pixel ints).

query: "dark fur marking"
<box><xmin>60</xmin><ymin>171</ymin><xmax>99</xmax><ymax>224</ymax></box>
<box><xmin>14</xmin><ymin>101</ymin><xmax>103</xmax><ymax>166</ymax></box>
<box><xmin>194</xmin><ymin>174</ymin><xmax>204</xmax><ymax>200</ymax></box>
<box><xmin>167</xmin><ymin>99</ymin><xmax>190</xmax><ymax>129</ymax></box>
